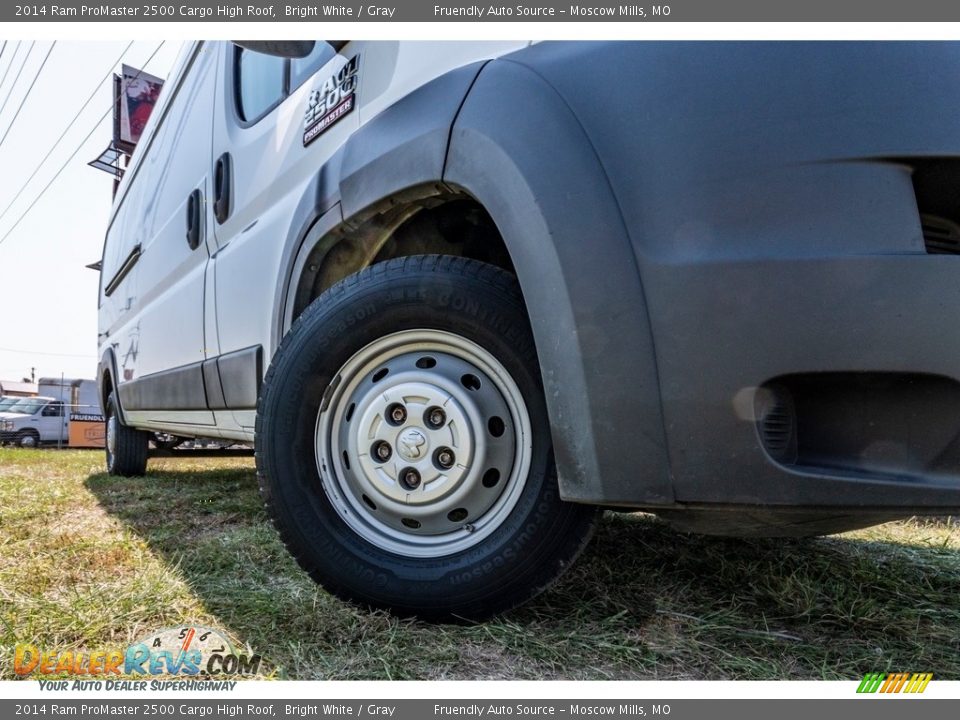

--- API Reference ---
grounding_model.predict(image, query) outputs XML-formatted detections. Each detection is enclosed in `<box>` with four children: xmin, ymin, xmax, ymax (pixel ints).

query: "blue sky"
<box><xmin>0</xmin><ymin>40</ymin><xmax>182</xmax><ymax>383</ymax></box>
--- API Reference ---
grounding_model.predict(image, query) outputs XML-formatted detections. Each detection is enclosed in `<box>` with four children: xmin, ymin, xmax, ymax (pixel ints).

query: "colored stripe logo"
<box><xmin>857</xmin><ymin>672</ymin><xmax>933</xmax><ymax>694</ymax></box>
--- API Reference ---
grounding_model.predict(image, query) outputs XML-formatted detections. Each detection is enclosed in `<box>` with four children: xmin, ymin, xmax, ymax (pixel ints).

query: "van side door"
<box><xmin>208</xmin><ymin>42</ymin><xmax>355</xmax><ymax>431</ymax></box>
<box><xmin>100</xmin><ymin>43</ymin><xmax>219</xmax><ymax>429</ymax></box>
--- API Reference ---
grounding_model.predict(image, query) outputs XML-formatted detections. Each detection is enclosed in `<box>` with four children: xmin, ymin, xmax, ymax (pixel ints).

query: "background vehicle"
<box><xmin>0</xmin><ymin>397</ymin><xmax>64</xmax><ymax>447</ymax></box>
<box><xmin>98</xmin><ymin>41</ymin><xmax>960</xmax><ymax>619</ymax></box>
<box><xmin>0</xmin><ymin>380</ymin><xmax>101</xmax><ymax>447</ymax></box>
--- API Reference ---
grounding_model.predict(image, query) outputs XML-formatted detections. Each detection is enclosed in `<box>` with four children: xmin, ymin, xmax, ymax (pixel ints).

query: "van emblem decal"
<box><xmin>304</xmin><ymin>54</ymin><xmax>359</xmax><ymax>146</ymax></box>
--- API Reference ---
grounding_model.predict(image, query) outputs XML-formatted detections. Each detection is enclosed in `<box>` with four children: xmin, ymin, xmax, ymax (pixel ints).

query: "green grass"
<box><xmin>1</xmin><ymin>448</ymin><xmax>959</xmax><ymax>680</ymax></box>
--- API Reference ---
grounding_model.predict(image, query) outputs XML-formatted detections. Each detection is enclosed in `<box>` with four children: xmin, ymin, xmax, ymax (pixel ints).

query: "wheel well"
<box><xmin>290</xmin><ymin>193</ymin><xmax>515</xmax><ymax>323</ymax></box>
<box><xmin>101</xmin><ymin>367</ymin><xmax>114</xmax><ymax>417</ymax></box>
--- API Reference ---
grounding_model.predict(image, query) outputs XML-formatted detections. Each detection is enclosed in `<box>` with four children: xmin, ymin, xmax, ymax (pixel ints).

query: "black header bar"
<box><xmin>7</xmin><ymin>1</ymin><xmax>960</xmax><ymax>22</ymax></box>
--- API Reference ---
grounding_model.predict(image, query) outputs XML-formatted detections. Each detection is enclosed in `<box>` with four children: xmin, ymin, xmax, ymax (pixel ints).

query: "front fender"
<box><xmin>445</xmin><ymin>57</ymin><xmax>673</xmax><ymax>506</ymax></box>
<box><xmin>340</xmin><ymin>61</ymin><xmax>485</xmax><ymax>218</ymax></box>
<box><xmin>273</xmin><ymin>62</ymin><xmax>488</xmax><ymax>354</ymax></box>
<box><xmin>98</xmin><ymin>347</ymin><xmax>126</xmax><ymax>425</ymax></box>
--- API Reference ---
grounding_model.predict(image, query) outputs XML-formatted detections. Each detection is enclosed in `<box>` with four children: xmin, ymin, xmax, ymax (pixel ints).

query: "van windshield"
<box><xmin>0</xmin><ymin>398</ymin><xmax>20</xmax><ymax>411</ymax></box>
<box><xmin>5</xmin><ymin>398</ymin><xmax>47</xmax><ymax>415</ymax></box>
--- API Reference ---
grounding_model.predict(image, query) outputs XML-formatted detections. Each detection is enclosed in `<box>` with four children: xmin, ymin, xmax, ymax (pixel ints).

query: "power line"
<box><xmin>0</xmin><ymin>346</ymin><xmax>96</xmax><ymax>359</ymax></box>
<box><xmin>0</xmin><ymin>41</ymin><xmax>165</xmax><ymax>250</ymax></box>
<box><xmin>0</xmin><ymin>41</ymin><xmax>34</xmax><ymax>123</ymax></box>
<box><xmin>0</xmin><ymin>42</ymin><xmax>134</xmax><ymax>226</ymax></box>
<box><xmin>0</xmin><ymin>41</ymin><xmax>57</xmax><ymax>151</ymax></box>
<box><xmin>0</xmin><ymin>42</ymin><xmax>21</xmax><ymax>100</ymax></box>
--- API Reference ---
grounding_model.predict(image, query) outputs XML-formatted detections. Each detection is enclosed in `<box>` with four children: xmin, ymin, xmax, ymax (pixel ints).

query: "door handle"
<box><xmin>185</xmin><ymin>188</ymin><xmax>203</xmax><ymax>250</ymax></box>
<box><xmin>213</xmin><ymin>152</ymin><xmax>232</xmax><ymax>225</ymax></box>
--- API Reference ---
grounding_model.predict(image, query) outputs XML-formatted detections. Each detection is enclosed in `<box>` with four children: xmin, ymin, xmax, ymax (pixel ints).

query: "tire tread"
<box><xmin>106</xmin><ymin>392</ymin><xmax>149</xmax><ymax>477</ymax></box>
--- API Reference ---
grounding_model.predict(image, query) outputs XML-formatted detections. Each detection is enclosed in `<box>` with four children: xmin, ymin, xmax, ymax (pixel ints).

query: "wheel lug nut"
<box><xmin>435</xmin><ymin>447</ymin><xmax>455</xmax><ymax>469</ymax></box>
<box><xmin>387</xmin><ymin>403</ymin><xmax>407</xmax><ymax>425</ymax></box>
<box><xmin>426</xmin><ymin>406</ymin><xmax>446</xmax><ymax>429</ymax></box>
<box><xmin>372</xmin><ymin>441</ymin><xmax>392</xmax><ymax>462</ymax></box>
<box><xmin>400</xmin><ymin>467</ymin><xmax>421</xmax><ymax>490</ymax></box>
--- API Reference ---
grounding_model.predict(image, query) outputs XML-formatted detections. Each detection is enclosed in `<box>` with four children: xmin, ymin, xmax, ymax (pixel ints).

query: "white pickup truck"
<box><xmin>0</xmin><ymin>397</ymin><xmax>67</xmax><ymax>447</ymax></box>
<box><xmin>1</xmin><ymin>379</ymin><xmax>101</xmax><ymax>447</ymax></box>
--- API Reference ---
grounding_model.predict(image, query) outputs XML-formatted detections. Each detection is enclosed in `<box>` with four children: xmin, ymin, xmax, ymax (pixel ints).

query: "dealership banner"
<box><xmin>1</xmin><ymin>699</ymin><xmax>958</xmax><ymax>718</ymax></box>
<box><xmin>9</xmin><ymin>0</ymin><xmax>960</xmax><ymax>22</ymax></box>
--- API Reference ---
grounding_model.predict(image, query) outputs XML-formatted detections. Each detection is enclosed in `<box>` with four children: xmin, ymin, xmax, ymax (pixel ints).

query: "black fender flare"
<box><xmin>445</xmin><ymin>58</ymin><xmax>674</xmax><ymax>506</ymax></box>
<box><xmin>339</xmin><ymin>60</ymin><xmax>485</xmax><ymax>218</ymax></box>
<box><xmin>271</xmin><ymin>62</ymin><xmax>488</xmax><ymax>354</ymax></box>
<box><xmin>98</xmin><ymin>346</ymin><xmax>125</xmax><ymax>425</ymax></box>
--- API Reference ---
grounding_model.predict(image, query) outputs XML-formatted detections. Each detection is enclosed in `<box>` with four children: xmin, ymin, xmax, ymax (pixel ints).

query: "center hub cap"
<box><xmin>350</xmin><ymin>379</ymin><xmax>475</xmax><ymax>507</ymax></box>
<box><xmin>397</xmin><ymin>427</ymin><xmax>428</xmax><ymax>461</ymax></box>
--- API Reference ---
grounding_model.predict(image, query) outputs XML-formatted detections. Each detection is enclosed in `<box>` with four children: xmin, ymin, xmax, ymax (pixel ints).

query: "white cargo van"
<box><xmin>96</xmin><ymin>41</ymin><xmax>960</xmax><ymax>620</ymax></box>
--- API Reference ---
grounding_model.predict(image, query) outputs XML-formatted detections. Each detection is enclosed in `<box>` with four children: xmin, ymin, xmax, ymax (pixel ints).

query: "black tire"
<box><xmin>257</xmin><ymin>255</ymin><xmax>599</xmax><ymax>621</ymax></box>
<box><xmin>15</xmin><ymin>430</ymin><xmax>40</xmax><ymax>448</ymax></box>
<box><xmin>105</xmin><ymin>391</ymin><xmax>149</xmax><ymax>476</ymax></box>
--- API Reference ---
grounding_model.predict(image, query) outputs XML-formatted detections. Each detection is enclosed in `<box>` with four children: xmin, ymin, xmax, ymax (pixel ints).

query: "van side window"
<box><xmin>235</xmin><ymin>48</ymin><xmax>286</xmax><ymax>122</ymax></box>
<box><xmin>234</xmin><ymin>43</ymin><xmax>339</xmax><ymax>125</ymax></box>
<box><xmin>290</xmin><ymin>43</ymin><xmax>336</xmax><ymax>90</ymax></box>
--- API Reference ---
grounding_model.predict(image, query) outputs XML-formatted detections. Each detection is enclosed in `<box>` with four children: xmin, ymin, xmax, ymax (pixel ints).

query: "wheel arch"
<box><xmin>16</xmin><ymin>427</ymin><xmax>41</xmax><ymax>446</ymax></box>
<box><xmin>270</xmin><ymin>60</ymin><xmax>497</xmax><ymax>353</ymax></box>
<box><xmin>98</xmin><ymin>347</ymin><xmax>125</xmax><ymax>424</ymax></box>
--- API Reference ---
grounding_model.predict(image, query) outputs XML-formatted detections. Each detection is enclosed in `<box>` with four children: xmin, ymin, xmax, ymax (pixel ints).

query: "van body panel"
<box><xmin>95</xmin><ymin>41</ymin><xmax>960</xmax><ymax>516</ymax></box>
<box><xmin>99</xmin><ymin>42</ymin><xmax>219</xmax><ymax>426</ymax></box>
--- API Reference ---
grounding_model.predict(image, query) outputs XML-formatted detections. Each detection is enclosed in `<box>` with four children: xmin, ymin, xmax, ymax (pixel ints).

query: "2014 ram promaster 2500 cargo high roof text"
<box><xmin>96</xmin><ymin>41</ymin><xmax>960</xmax><ymax>620</ymax></box>
<box><xmin>14</xmin><ymin>6</ymin><xmax>279</xmax><ymax>18</ymax></box>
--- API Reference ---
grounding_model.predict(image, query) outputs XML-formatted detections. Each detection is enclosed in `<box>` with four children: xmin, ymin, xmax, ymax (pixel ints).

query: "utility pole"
<box><xmin>58</xmin><ymin>371</ymin><xmax>64</xmax><ymax>450</ymax></box>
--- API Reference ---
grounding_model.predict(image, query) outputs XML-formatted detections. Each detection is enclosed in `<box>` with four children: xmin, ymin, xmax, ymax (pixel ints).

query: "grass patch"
<box><xmin>1</xmin><ymin>448</ymin><xmax>958</xmax><ymax>680</ymax></box>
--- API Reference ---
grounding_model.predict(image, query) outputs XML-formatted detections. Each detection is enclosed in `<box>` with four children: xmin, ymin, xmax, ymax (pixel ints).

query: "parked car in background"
<box><xmin>0</xmin><ymin>397</ymin><xmax>64</xmax><ymax>447</ymax></box>
<box><xmin>0</xmin><ymin>380</ymin><xmax>102</xmax><ymax>448</ymax></box>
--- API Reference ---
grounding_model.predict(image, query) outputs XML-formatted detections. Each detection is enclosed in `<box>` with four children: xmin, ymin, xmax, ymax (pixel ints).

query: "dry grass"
<box><xmin>1</xmin><ymin>448</ymin><xmax>959</xmax><ymax>680</ymax></box>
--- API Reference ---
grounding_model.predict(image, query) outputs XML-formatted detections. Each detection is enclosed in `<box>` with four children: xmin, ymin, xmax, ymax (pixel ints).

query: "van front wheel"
<box><xmin>256</xmin><ymin>256</ymin><xmax>599</xmax><ymax>621</ymax></box>
<box><xmin>105</xmin><ymin>391</ymin><xmax>149</xmax><ymax>476</ymax></box>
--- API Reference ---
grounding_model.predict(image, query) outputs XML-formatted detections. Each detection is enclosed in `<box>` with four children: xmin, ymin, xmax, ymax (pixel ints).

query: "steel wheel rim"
<box><xmin>315</xmin><ymin>329</ymin><xmax>532</xmax><ymax>558</ymax></box>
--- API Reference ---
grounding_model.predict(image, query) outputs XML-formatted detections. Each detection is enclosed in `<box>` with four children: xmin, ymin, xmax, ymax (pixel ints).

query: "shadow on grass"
<box><xmin>84</xmin><ymin>466</ymin><xmax>960</xmax><ymax>680</ymax></box>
